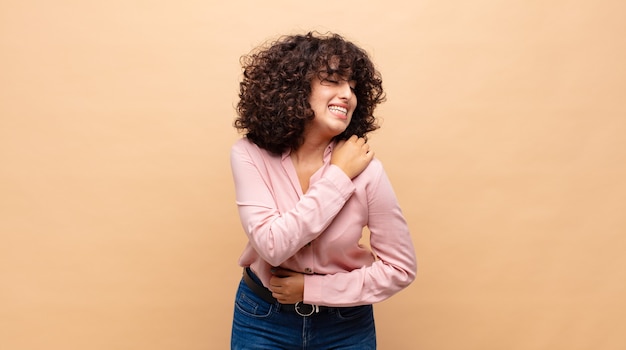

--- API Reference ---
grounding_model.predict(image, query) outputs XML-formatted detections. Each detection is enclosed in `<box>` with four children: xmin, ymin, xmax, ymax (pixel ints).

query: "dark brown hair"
<box><xmin>234</xmin><ymin>31</ymin><xmax>385</xmax><ymax>154</ymax></box>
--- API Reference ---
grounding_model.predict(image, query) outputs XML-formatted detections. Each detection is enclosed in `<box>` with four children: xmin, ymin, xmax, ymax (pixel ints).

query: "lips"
<box><xmin>328</xmin><ymin>105</ymin><xmax>348</xmax><ymax>117</ymax></box>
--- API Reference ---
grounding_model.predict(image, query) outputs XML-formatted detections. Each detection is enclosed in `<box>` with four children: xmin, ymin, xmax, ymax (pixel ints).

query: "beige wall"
<box><xmin>1</xmin><ymin>1</ymin><xmax>625</xmax><ymax>349</ymax></box>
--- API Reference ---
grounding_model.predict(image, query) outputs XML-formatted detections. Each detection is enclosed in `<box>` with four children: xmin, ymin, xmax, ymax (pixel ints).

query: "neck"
<box><xmin>291</xmin><ymin>138</ymin><xmax>331</xmax><ymax>164</ymax></box>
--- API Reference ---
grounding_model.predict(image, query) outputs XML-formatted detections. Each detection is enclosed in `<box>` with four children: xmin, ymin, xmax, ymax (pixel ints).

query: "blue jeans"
<box><xmin>231</xmin><ymin>271</ymin><xmax>376</xmax><ymax>349</ymax></box>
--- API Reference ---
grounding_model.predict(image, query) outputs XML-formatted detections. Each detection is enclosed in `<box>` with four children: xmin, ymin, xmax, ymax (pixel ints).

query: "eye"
<box><xmin>349</xmin><ymin>80</ymin><xmax>357</xmax><ymax>92</ymax></box>
<box><xmin>321</xmin><ymin>72</ymin><xmax>344</xmax><ymax>85</ymax></box>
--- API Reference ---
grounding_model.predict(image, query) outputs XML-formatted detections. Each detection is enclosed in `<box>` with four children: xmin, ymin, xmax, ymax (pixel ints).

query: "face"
<box><xmin>307</xmin><ymin>73</ymin><xmax>358</xmax><ymax>140</ymax></box>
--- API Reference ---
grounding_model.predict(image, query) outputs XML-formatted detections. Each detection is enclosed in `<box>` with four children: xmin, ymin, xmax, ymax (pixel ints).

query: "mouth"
<box><xmin>328</xmin><ymin>105</ymin><xmax>348</xmax><ymax>118</ymax></box>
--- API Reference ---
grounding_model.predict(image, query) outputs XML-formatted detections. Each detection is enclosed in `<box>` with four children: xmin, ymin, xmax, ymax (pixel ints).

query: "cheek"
<box><xmin>350</xmin><ymin>98</ymin><xmax>358</xmax><ymax>111</ymax></box>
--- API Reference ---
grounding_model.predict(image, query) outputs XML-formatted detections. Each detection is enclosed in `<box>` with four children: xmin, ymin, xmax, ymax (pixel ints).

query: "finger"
<box><xmin>271</xmin><ymin>267</ymin><xmax>295</xmax><ymax>277</ymax></box>
<box><xmin>270</xmin><ymin>267</ymin><xmax>285</xmax><ymax>276</ymax></box>
<box><xmin>269</xmin><ymin>276</ymin><xmax>282</xmax><ymax>288</ymax></box>
<box><xmin>269</xmin><ymin>281</ymin><xmax>282</xmax><ymax>292</ymax></box>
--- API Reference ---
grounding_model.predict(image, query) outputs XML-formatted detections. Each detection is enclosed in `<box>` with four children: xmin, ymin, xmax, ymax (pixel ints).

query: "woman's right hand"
<box><xmin>331</xmin><ymin>135</ymin><xmax>374</xmax><ymax>179</ymax></box>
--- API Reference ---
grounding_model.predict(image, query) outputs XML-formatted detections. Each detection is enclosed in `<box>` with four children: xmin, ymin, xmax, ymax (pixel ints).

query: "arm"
<box><xmin>303</xmin><ymin>162</ymin><xmax>417</xmax><ymax>306</ymax></box>
<box><xmin>231</xmin><ymin>140</ymin><xmax>357</xmax><ymax>266</ymax></box>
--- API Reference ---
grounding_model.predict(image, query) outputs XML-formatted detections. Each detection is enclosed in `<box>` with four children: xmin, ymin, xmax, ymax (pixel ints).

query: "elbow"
<box><xmin>250</xmin><ymin>243</ymin><xmax>289</xmax><ymax>266</ymax></box>
<box><xmin>399</xmin><ymin>259</ymin><xmax>418</xmax><ymax>288</ymax></box>
<box><xmin>407</xmin><ymin>264</ymin><xmax>417</xmax><ymax>286</ymax></box>
<box><xmin>252</xmin><ymin>241</ymin><xmax>291</xmax><ymax>267</ymax></box>
<box><xmin>408</xmin><ymin>259</ymin><xmax>418</xmax><ymax>284</ymax></box>
<box><xmin>382</xmin><ymin>260</ymin><xmax>417</xmax><ymax>291</ymax></box>
<box><xmin>248</xmin><ymin>226</ymin><xmax>292</xmax><ymax>266</ymax></box>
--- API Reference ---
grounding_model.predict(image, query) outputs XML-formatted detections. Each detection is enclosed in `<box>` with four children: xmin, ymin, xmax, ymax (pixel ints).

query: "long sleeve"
<box><xmin>231</xmin><ymin>139</ymin><xmax>356</xmax><ymax>266</ymax></box>
<box><xmin>302</xmin><ymin>162</ymin><xmax>417</xmax><ymax>306</ymax></box>
<box><xmin>231</xmin><ymin>138</ymin><xmax>417</xmax><ymax>304</ymax></box>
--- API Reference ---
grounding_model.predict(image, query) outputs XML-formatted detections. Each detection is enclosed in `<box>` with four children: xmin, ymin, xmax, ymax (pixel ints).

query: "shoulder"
<box><xmin>231</xmin><ymin>137</ymin><xmax>281</xmax><ymax>162</ymax></box>
<box><xmin>231</xmin><ymin>137</ymin><xmax>261</xmax><ymax>156</ymax></box>
<box><xmin>364</xmin><ymin>157</ymin><xmax>384</xmax><ymax>174</ymax></box>
<box><xmin>231</xmin><ymin>137</ymin><xmax>254</xmax><ymax>151</ymax></box>
<box><xmin>352</xmin><ymin>157</ymin><xmax>385</xmax><ymax>185</ymax></box>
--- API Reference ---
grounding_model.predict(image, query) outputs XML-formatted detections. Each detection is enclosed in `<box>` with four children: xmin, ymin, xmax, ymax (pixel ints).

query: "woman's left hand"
<box><xmin>269</xmin><ymin>267</ymin><xmax>304</xmax><ymax>304</ymax></box>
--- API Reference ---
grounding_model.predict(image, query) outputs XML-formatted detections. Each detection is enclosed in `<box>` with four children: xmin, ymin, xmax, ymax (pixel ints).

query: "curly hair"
<box><xmin>234</xmin><ymin>31</ymin><xmax>385</xmax><ymax>154</ymax></box>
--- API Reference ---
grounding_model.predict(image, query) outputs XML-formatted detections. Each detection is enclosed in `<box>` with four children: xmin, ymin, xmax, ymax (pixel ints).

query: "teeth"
<box><xmin>329</xmin><ymin>106</ymin><xmax>347</xmax><ymax>115</ymax></box>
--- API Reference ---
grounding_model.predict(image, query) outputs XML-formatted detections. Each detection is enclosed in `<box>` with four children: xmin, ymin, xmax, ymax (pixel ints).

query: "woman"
<box><xmin>230</xmin><ymin>31</ymin><xmax>417</xmax><ymax>349</ymax></box>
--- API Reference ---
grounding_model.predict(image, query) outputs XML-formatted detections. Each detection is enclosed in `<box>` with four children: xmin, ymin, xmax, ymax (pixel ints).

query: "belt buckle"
<box><xmin>295</xmin><ymin>301</ymin><xmax>319</xmax><ymax>316</ymax></box>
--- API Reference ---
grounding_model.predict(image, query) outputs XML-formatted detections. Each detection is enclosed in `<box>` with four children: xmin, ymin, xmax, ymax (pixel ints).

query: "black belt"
<box><xmin>242</xmin><ymin>267</ymin><xmax>322</xmax><ymax>316</ymax></box>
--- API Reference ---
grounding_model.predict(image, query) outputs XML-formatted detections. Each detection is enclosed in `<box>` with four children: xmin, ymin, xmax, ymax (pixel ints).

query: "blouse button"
<box><xmin>304</xmin><ymin>267</ymin><xmax>313</xmax><ymax>274</ymax></box>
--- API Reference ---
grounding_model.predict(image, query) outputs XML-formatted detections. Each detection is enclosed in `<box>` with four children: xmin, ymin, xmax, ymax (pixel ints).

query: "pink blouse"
<box><xmin>230</xmin><ymin>138</ymin><xmax>417</xmax><ymax>307</ymax></box>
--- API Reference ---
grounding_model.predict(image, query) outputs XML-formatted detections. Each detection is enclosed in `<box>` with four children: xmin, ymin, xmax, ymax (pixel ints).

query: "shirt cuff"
<box><xmin>324</xmin><ymin>164</ymin><xmax>356</xmax><ymax>200</ymax></box>
<box><xmin>303</xmin><ymin>273</ymin><xmax>323</xmax><ymax>305</ymax></box>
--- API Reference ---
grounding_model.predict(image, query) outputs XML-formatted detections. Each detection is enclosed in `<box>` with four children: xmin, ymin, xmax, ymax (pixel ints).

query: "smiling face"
<box><xmin>306</xmin><ymin>73</ymin><xmax>358</xmax><ymax>141</ymax></box>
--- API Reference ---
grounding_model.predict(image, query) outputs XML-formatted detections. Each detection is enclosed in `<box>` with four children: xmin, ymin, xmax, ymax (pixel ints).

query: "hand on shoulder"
<box><xmin>331</xmin><ymin>135</ymin><xmax>374</xmax><ymax>179</ymax></box>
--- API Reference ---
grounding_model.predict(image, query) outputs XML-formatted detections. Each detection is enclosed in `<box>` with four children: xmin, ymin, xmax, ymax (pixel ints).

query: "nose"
<box><xmin>338</xmin><ymin>80</ymin><xmax>354</xmax><ymax>100</ymax></box>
